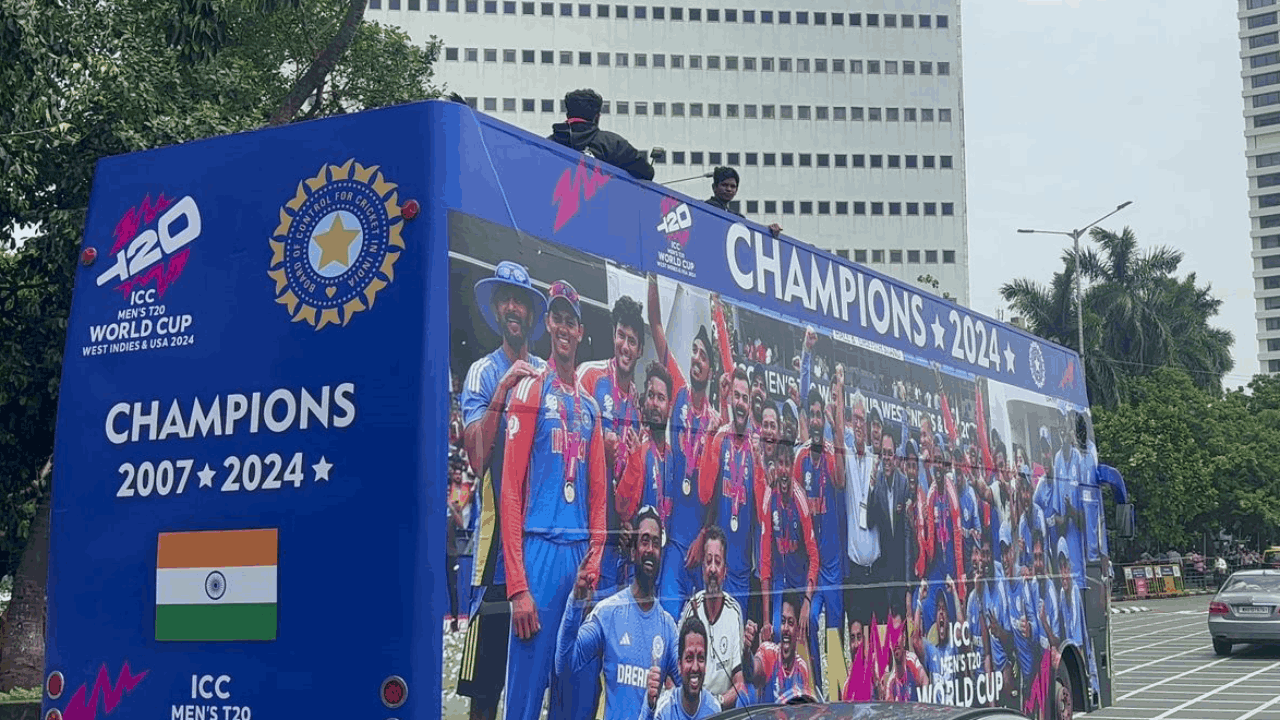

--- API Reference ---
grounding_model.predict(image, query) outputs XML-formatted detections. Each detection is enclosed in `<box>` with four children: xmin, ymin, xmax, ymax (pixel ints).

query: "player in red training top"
<box><xmin>578</xmin><ymin>294</ymin><xmax>646</xmax><ymax>596</ymax></box>
<box><xmin>617</xmin><ymin>361</ymin><xmax>676</xmax><ymax>533</ymax></box>
<box><xmin>743</xmin><ymin>591</ymin><xmax>815</xmax><ymax>704</ymax></box>
<box><xmin>500</xmin><ymin>279</ymin><xmax>607</xmax><ymax>720</ymax></box>
<box><xmin>759</xmin><ymin>456</ymin><xmax>818</xmax><ymax>647</ymax></box>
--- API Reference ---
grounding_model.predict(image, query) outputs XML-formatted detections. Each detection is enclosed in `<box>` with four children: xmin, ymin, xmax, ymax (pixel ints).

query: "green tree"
<box><xmin>1093</xmin><ymin>368</ymin><xmax>1218</xmax><ymax>556</ymax></box>
<box><xmin>0</xmin><ymin>0</ymin><xmax>442</xmax><ymax>689</ymax></box>
<box><xmin>1000</xmin><ymin>226</ymin><xmax>1234</xmax><ymax>408</ymax></box>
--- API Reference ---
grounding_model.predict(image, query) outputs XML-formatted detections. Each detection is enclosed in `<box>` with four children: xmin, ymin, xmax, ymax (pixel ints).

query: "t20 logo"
<box><xmin>97</xmin><ymin>195</ymin><xmax>201</xmax><ymax>297</ymax></box>
<box><xmin>657</xmin><ymin>201</ymin><xmax>692</xmax><ymax>238</ymax></box>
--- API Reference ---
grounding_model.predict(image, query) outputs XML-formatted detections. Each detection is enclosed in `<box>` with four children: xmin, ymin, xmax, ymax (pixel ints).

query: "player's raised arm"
<box><xmin>555</xmin><ymin>559</ymin><xmax>605</xmax><ymax>676</ymax></box>
<box><xmin>831</xmin><ymin>366</ymin><xmax>847</xmax><ymax>490</ymax></box>
<box><xmin>586</xmin><ymin>415</ymin><xmax>608</xmax><ymax>575</ymax></box>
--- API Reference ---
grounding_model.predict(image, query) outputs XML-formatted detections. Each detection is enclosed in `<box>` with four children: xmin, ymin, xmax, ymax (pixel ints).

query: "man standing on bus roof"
<box><xmin>550</xmin><ymin>89</ymin><xmax>655</xmax><ymax>181</ymax></box>
<box><xmin>704</xmin><ymin>166</ymin><xmax>784</xmax><ymax>239</ymax></box>
<box><xmin>641</xmin><ymin>616</ymin><xmax>722</xmax><ymax>720</ymax></box>
<box><xmin>579</xmin><ymin>295</ymin><xmax>647</xmax><ymax>596</ymax></box>
<box><xmin>678</xmin><ymin>524</ymin><xmax>748</xmax><ymax>711</ymax></box>
<box><xmin>556</xmin><ymin>507</ymin><xmax>680</xmax><ymax>720</ymax></box>
<box><xmin>647</xmin><ymin>274</ymin><xmax>726</xmax><ymax>618</ymax></box>
<box><xmin>696</xmin><ymin>365</ymin><xmax>767</xmax><ymax>615</ymax></box>
<box><xmin>500</xmin><ymin>279</ymin><xmax>607</xmax><ymax>720</ymax></box>
<box><xmin>457</xmin><ymin>260</ymin><xmax>548</xmax><ymax>720</ymax></box>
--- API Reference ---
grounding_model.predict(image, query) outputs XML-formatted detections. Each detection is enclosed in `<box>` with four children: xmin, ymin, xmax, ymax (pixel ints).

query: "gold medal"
<box><xmin>564</xmin><ymin>482</ymin><xmax>576</xmax><ymax>503</ymax></box>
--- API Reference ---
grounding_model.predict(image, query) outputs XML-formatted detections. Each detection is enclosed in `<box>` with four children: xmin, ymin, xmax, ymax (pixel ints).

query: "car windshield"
<box><xmin>1265</xmin><ymin>550</ymin><xmax>1280</xmax><ymax>564</ymax></box>
<box><xmin>1222</xmin><ymin>575</ymin><xmax>1280</xmax><ymax>594</ymax></box>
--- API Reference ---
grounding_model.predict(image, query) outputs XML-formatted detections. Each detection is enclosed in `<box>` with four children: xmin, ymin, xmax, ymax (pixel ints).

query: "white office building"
<box><xmin>370</xmin><ymin>0</ymin><xmax>971</xmax><ymax>304</ymax></box>
<box><xmin>1240</xmin><ymin>0</ymin><xmax>1280</xmax><ymax>375</ymax></box>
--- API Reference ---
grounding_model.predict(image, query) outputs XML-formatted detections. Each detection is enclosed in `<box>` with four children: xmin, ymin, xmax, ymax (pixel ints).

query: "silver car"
<box><xmin>1208</xmin><ymin>569</ymin><xmax>1280</xmax><ymax>655</ymax></box>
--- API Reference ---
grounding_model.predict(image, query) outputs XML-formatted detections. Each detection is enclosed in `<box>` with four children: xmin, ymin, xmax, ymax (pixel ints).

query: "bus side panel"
<box><xmin>46</xmin><ymin>103</ymin><xmax>438</xmax><ymax>720</ymax></box>
<box><xmin>435</xmin><ymin>105</ymin><xmax>1104</xmax><ymax>720</ymax></box>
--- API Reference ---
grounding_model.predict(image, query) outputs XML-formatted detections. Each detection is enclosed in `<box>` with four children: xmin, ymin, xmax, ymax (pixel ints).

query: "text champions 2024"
<box><xmin>103</xmin><ymin>383</ymin><xmax>357</xmax><ymax>445</ymax></box>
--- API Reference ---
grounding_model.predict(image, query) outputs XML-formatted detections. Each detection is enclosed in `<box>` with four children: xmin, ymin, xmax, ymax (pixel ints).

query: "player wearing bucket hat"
<box><xmin>474</xmin><ymin>260</ymin><xmax>549</xmax><ymax>343</ymax></box>
<box><xmin>455</xmin><ymin>260</ymin><xmax>549</xmax><ymax>719</ymax></box>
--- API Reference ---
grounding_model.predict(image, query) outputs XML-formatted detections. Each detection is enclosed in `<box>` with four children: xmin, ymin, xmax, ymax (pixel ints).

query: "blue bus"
<box><xmin>45</xmin><ymin>100</ymin><xmax>1130</xmax><ymax>720</ymax></box>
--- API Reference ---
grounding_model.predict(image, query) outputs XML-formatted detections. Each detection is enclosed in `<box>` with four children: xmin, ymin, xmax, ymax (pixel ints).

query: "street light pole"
<box><xmin>1017</xmin><ymin>201</ymin><xmax>1134</xmax><ymax>360</ymax></box>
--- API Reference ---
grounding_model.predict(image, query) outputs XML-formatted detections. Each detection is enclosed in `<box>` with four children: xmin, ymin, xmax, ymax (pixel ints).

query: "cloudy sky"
<box><xmin>962</xmin><ymin>0</ymin><xmax>1260</xmax><ymax>385</ymax></box>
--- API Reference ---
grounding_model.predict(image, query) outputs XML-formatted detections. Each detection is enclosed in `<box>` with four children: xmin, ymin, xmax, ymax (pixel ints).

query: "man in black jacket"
<box><xmin>549</xmin><ymin>89</ymin><xmax>655</xmax><ymax>181</ymax></box>
<box><xmin>705</xmin><ymin>166</ymin><xmax>783</xmax><ymax>238</ymax></box>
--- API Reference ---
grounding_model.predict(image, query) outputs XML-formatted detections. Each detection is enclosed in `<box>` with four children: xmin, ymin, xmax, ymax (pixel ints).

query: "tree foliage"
<box><xmin>1095</xmin><ymin>371</ymin><xmax>1280</xmax><ymax>558</ymax></box>
<box><xmin>1001</xmin><ymin>226</ymin><xmax>1234</xmax><ymax>408</ymax></box>
<box><xmin>0</xmin><ymin>0</ymin><xmax>442</xmax><ymax>688</ymax></box>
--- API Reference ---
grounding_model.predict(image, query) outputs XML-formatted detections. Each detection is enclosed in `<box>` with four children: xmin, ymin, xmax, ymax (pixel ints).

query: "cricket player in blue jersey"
<box><xmin>1055</xmin><ymin>537</ymin><xmax>1098</xmax><ymax>699</ymax></box>
<box><xmin>640</xmin><ymin>617</ymin><xmax>721</xmax><ymax>720</ymax></box>
<box><xmin>618</xmin><ymin>361</ymin><xmax>678</xmax><ymax>574</ymax></box>
<box><xmin>912</xmin><ymin>579</ymin><xmax>963</xmax><ymax>705</ymax></box>
<box><xmin>790</xmin><ymin>369</ymin><xmax>847</xmax><ymax>697</ymax></box>
<box><xmin>647</xmin><ymin>275</ymin><xmax>724</xmax><ymax>618</ymax></box>
<box><xmin>695</xmin><ymin>366</ymin><xmax>766</xmax><ymax>616</ymax></box>
<box><xmin>457</xmin><ymin>260</ymin><xmax>548</xmax><ymax>720</ymax></box>
<box><xmin>760</xmin><ymin>458</ymin><xmax>818</xmax><ymax>646</ymax></box>
<box><xmin>501</xmin><ymin>280</ymin><xmax>608</xmax><ymax>720</ymax></box>
<box><xmin>557</xmin><ymin>506</ymin><xmax>680</xmax><ymax>720</ymax></box>
<box><xmin>579</xmin><ymin>295</ymin><xmax>647</xmax><ymax>598</ymax></box>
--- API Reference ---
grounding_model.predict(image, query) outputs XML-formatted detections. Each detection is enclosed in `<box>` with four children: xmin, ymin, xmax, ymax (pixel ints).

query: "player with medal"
<box><xmin>578</xmin><ymin>295</ymin><xmax>646</xmax><ymax>597</ymax></box>
<box><xmin>500</xmin><ymin>279</ymin><xmax>608</xmax><ymax>720</ymax></box>
<box><xmin>617</xmin><ymin>361</ymin><xmax>677</xmax><ymax>549</ymax></box>
<box><xmin>695</xmin><ymin>365</ymin><xmax>766</xmax><ymax>618</ymax></box>
<box><xmin>647</xmin><ymin>274</ymin><xmax>731</xmax><ymax>618</ymax></box>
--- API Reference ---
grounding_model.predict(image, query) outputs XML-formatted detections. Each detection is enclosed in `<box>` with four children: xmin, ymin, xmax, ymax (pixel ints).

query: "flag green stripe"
<box><xmin>156</xmin><ymin>603</ymin><xmax>277</xmax><ymax>641</ymax></box>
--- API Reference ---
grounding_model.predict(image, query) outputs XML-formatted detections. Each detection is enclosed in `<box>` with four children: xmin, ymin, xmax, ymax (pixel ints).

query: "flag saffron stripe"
<box><xmin>157</xmin><ymin>529</ymin><xmax>278</xmax><ymax>569</ymax></box>
<box><xmin>156</xmin><ymin>603</ymin><xmax>277</xmax><ymax>641</ymax></box>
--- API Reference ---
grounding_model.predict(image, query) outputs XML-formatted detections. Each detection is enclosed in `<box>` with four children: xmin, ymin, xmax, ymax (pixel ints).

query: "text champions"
<box><xmin>727</xmin><ymin>224</ymin><xmax>929</xmax><ymax>344</ymax></box>
<box><xmin>104</xmin><ymin>383</ymin><xmax>357</xmax><ymax>445</ymax></box>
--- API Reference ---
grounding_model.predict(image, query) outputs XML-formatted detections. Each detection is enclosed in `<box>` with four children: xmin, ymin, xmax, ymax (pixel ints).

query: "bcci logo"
<box><xmin>268</xmin><ymin>159</ymin><xmax>404</xmax><ymax>330</ymax></box>
<box><xmin>1028</xmin><ymin>342</ymin><xmax>1046</xmax><ymax>389</ymax></box>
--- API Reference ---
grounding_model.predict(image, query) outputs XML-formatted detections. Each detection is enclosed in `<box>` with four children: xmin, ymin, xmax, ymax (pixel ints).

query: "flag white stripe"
<box><xmin>156</xmin><ymin>566</ymin><xmax>277</xmax><ymax>605</ymax></box>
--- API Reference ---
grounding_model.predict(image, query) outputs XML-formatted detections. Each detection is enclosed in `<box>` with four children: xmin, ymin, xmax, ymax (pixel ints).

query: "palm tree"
<box><xmin>1000</xmin><ymin>226</ymin><xmax>1235</xmax><ymax>408</ymax></box>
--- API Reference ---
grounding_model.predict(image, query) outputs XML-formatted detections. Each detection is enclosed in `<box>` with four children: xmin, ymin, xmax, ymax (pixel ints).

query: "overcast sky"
<box><xmin>962</xmin><ymin>0</ymin><xmax>1260</xmax><ymax>386</ymax></box>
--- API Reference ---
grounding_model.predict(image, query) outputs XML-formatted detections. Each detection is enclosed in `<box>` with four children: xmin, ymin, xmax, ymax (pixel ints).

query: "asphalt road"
<box><xmin>1096</xmin><ymin>594</ymin><xmax>1280</xmax><ymax>720</ymax></box>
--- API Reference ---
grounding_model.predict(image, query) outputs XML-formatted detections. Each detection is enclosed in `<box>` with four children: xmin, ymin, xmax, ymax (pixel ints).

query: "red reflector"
<box><xmin>1209</xmin><ymin>601</ymin><xmax>1230</xmax><ymax>615</ymax></box>
<box><xmin>380</xmin><ymin>675</ymin><xmax>407</xmax><ymax>709</ymax></box>
<box><xmin>46</xmin><ymin>670</ymin><xmax>64</xmax><ymax>699</ymax></box>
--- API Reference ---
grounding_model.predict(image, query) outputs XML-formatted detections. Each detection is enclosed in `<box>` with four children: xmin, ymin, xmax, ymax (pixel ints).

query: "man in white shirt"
<box><xmin>678</xmin><ymin>524</ymin><xmax>747</xmax><ymax>710</ymax></box>
<box><xmin>842</xmin><ymin>395</ymin><xmax>883</xmax><ymax>625</ymax></box>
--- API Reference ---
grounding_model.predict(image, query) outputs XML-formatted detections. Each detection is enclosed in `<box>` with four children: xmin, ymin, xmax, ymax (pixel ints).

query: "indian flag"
<box><xmin>155</xmin><ymin>528</ymin><xmax>278</xmax><ymax>641</ymax></box>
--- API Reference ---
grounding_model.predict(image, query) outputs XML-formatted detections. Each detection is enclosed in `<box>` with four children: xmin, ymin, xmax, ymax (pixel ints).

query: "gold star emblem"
<box><xmin>313</xmin><ymin>214</ymin><xmax>359</xmax><ymax>270</ymax></box>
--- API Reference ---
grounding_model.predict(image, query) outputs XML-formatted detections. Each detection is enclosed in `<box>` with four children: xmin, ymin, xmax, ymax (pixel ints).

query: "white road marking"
<box><xmin>1116</xmin><ymin>656</ymin><xmax>1237</xmax><ymax>701</ymax></box>
<box><xmin>1114</xmin><ymin>629</ymin><xmax>1208</xmax><ymax>656</ymax></box>
<box><xmin>1235</xmin><ymin>692</ymin><xmax>1280</xmax><ymax>720</ymax></box>
<box><xmin>1146</xmin><ymin>661</ymin><xmax>1280</xmax><ymax>720</ymax></box>
<box><xmin>1115</xmin><ymin>646</ymin><xmax>1208</xmax><ymax>675</ymax></box>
